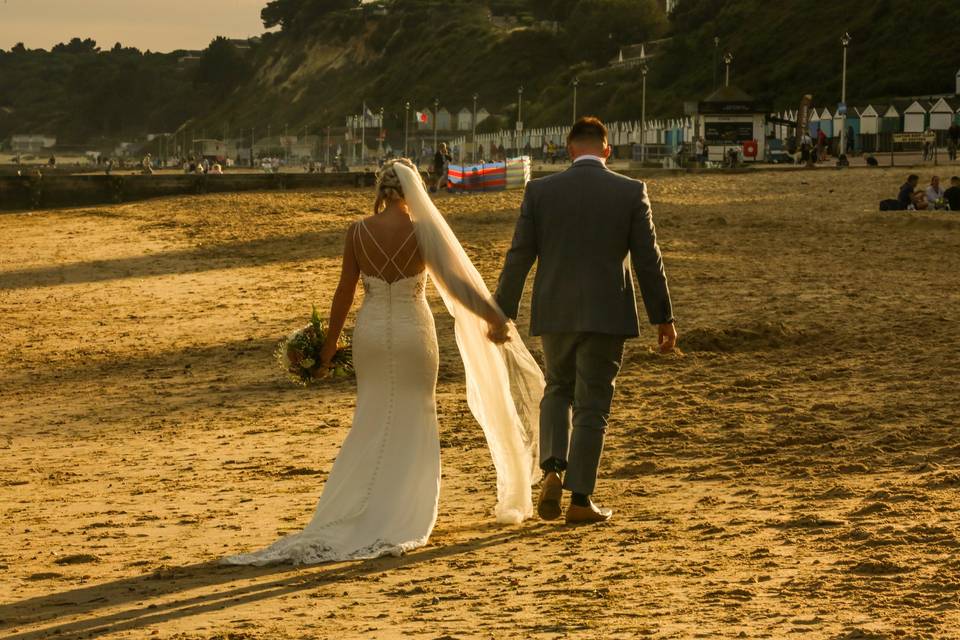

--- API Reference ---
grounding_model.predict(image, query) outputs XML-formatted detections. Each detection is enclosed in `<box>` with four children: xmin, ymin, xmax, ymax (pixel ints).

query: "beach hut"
<box><xmin>808</xmin><ymin>108</ymin><xmax>821</xmax><ymax>138</ymax></box>
<box><xmin>833</xmin><ymin>107</ymin><xmax>860</xmax><ymax>152</ymax></box>
<box><xmin>859</xmin><ymin>104</ymin><xmax>881</xmax><ymax>135</ymax></box>
<box><xmin>818</xmin><ymin>108</ymin><xmax>834</xmax><ymax>138</ymax></box>
<box><xmin>902</xmin><ymin>101</ymin><xmax>927</xmax><ymax>133</ymax></box>
<box><xmin>928</xmin><ymin>97</ymin><xmax>958</xmax><ymax>131</ymax></box>
<box><xmin>879</xmin><ymin>105</ymin><xmax>901</xmax><ymax>134</ymax></box>
<box><xmin>859</xmin><ymin>105</ymin><xmax>884</xmax><ymax>151</ymax></box>
<box><xmin>436</xmin><ymin>107</ymin><xmax>453</xmax><ymax>131</ymax></box>
<box><xmin>456</xmin><ymin>108</ymin><xmax>472</xmax><ymax>131</ymax></box>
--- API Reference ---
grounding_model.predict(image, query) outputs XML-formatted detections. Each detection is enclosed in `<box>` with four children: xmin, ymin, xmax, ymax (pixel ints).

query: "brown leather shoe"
<box><xmin>537</xmin><ymin>472</ymin><xmax>563</xmax><ymax>520</ymax></box>
<box><xmin>565</xmin><ymin>500</ymin><xmax>613</xmax><ymax>524</ymax></box>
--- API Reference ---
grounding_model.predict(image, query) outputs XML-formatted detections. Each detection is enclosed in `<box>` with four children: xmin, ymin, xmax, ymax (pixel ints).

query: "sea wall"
<box><xmin>0</xmin><ymin>172</ymin><xmax>378</xmax><ymax>211</ymax></box>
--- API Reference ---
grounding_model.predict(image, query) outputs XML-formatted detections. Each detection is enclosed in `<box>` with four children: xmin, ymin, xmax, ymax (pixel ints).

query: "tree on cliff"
<box><xmin>261</xmin><ymin>0</ymin><xmax>362</xmax><ymax>30</ymax></box>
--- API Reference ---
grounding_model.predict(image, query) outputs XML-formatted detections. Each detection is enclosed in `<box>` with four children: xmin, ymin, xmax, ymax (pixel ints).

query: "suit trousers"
<box><xmin>539</xmin><ymin>332</ymin><xmax>626</xmax><ymax>495</ymax></box>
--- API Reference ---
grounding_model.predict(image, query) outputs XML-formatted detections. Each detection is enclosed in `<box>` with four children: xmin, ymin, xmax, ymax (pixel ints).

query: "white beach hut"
<box><xmin>903</xmin><ymin>101</ymin><xmax>927</xmax><ymax>133</ymax></box>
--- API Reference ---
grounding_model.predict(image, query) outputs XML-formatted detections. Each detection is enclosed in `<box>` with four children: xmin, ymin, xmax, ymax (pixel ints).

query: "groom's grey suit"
<box><xmin>495</xmin><ymin>158</ymin><xmax>673</xmax><ymax>496</ymax></box>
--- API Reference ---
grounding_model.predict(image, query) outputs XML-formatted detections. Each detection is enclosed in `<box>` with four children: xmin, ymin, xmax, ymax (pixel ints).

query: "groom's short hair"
<box><xmin>568</xmin><ymin>117</ymin><xmax>608</xmax><ymax>147</ymax></box>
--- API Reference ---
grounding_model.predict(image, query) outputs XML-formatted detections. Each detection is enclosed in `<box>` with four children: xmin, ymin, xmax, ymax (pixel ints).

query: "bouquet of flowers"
<box><xmin>275</xmin><ymin>307</ymin><xmax>354</xmax><ymax>386</ymax></box>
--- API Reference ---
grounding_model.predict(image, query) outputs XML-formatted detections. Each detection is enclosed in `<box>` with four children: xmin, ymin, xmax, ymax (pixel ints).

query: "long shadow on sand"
<box><xmin>0</xmin><ymin>523</ymin><xmax>550</xmax><ymax>639</ymax></box>
<box><xmin>0</xmin><ymin>229</ymin><xmax>344</xmax><ymax>291</ymax></box>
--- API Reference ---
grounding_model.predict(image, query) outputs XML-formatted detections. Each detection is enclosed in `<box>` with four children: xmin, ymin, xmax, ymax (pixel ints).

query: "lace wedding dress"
<box><xmin>223</xmin><ymin>163</ymin><xmax>543</xmax><ymax>566</ymax></box>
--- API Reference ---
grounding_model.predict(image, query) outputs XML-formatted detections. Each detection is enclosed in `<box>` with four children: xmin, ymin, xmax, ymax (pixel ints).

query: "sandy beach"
<box><xmin>1</xmin><ymin>166</ymin><xmax>959</xmax><ymax>639</ymax></box>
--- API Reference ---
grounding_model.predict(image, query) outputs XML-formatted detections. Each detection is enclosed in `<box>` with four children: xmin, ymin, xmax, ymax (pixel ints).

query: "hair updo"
<box><xmin>374</xmin><ymin>158</ymin><xmax>421</xmax><ymax>214</ymax></box>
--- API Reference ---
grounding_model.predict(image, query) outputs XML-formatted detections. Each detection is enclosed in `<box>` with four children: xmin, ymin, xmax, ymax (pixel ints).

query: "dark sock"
<box><xmin>541</xmin><ymin>457</ymin><xmax>566</xmax><ymax>474</ymax></box>
<box><xmin>571</xmin><ymin>492</ymin><xmax>590</xmax><ymax>508</ymax></box>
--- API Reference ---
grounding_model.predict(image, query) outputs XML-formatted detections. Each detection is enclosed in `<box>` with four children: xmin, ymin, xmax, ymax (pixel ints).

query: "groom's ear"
<box><xmin>601</xmin><ymin>144</ymin><xmax>612</xmax><ymax>159</ymax></box>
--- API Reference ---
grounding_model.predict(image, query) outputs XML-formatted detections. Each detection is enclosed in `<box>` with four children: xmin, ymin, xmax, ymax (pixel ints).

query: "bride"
<box><xmin>223</xmin><ymin>159</ymin><xmax>544</xmax><ymax>566</ymax></box>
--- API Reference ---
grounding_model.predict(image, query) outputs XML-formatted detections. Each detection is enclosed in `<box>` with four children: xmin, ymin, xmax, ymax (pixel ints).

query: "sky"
<box><xmin>0</xmin><ymin>0</ymin><xmax>270</xmax><ymax>52</ymax></box>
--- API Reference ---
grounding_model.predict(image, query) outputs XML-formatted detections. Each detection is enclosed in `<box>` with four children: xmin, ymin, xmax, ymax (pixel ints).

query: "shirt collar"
<box><xmin>573</xmin><ymin>154</ymin><xmax>606</xmax><ymax>165</ymax></box>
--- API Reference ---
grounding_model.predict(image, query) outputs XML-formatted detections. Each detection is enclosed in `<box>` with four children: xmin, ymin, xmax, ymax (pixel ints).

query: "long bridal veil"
<box><xmin>394</xmin><ymin>162</ymin><xmax>544</xmax><ymax>524</ymax></box>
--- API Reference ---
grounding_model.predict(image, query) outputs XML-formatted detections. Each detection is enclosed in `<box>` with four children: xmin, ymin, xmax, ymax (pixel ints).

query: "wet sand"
<box><xmin>1</xmin><ymin>167</ymin><xmax>959</xmax><ymax>639</ymax></box>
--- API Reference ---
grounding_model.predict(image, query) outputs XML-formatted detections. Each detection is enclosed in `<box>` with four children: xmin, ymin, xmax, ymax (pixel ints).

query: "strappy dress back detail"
<box><xmin>354</xmin><ymin>219</ymin><xmax>424</xmax><ymax>284</ymax></box>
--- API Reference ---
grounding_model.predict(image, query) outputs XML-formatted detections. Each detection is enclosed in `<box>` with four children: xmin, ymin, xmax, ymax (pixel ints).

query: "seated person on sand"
<box><xmin>944</xmin><ymin>176</ymin><xmax>960</xmax><ymax>212</ymax></box>
<box><xmin>898</xmin><ymin>174</ymin><xmax>919</xmax><ymax>209</ymax></box>
<box><xmin>925</xmin><ymin>176</ymin><xmax>946</xmax><ymax>209</ymax></box>
<box><xmin>210</xmin><ymin>164</ymin><xmax>223</xmax><ymax>175</ymax></box>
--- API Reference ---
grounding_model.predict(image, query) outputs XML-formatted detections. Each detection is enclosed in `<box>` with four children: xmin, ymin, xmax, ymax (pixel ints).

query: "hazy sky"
<box><xmin>0</xmin><ymin>0</ymin><xmax>269</xmax><ymax>52</ymax></box>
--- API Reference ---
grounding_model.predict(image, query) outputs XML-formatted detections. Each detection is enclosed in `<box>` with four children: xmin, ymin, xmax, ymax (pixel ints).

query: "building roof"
<box><xmin>702</xmin><ymin>85</ymin><xmax>754</xmax><ymax>103</ymax></box>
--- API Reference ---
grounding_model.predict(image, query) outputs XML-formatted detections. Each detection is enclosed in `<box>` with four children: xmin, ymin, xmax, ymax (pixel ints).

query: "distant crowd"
<box><xmin>882</xmin><ymin>174</ymin><xmax>960</xmax><ymax>211</ymax></box>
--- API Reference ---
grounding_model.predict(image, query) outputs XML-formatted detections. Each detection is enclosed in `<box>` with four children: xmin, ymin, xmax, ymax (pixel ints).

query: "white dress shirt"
<box><xmin>573</xmin><ymin>154</ymin><xmax>606</xmax><ymax>165</ymax></box>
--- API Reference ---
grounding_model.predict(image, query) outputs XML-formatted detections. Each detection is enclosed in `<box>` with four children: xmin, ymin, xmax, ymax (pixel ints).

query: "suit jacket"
<box><xmin>494</xmin><ymin>159</ymin><xmax>673</xmax><ymax>337</ymax></box>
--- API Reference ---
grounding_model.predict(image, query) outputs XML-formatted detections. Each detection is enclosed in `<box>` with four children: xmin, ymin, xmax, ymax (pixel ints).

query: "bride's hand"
<box><xmin>318</xmin><ymin>345</ymin><xmax>336</xmax><ymax>371</ymax></box>
<box><xmin>487</xmin><ymin>320</ymin><xmax>511</xmax><ymax>345</ymax></box>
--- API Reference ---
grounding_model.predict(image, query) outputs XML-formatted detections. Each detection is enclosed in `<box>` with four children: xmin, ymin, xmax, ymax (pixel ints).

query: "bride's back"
<box><xmin>353</xmin><ymin>206</ymin><xmax>425</xmax><ymax>283</ymax></box>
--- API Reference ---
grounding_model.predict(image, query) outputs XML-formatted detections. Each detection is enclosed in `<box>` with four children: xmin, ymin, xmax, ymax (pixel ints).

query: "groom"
<box><xmin>495</xmin><ymin>116</ymin><xmax>676</xmax><ymax>524</ymax></box>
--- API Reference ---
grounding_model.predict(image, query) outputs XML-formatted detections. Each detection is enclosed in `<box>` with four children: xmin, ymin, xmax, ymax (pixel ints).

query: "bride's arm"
<box><xmin>320</xmin><ymin>223</ymin><xmax>361</xmax><ymax>367</ymax></box>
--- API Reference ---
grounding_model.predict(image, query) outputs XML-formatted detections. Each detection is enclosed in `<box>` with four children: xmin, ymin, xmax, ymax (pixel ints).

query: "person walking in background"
<box><xmin>948</xmin><ymin>122</ymin><xmax>960</xmax><ymax>161</ymax></box>
<box><xmin>816</xmin><ymin>128</ymin><xmax>827</xmax><ymax>164</ymax></box>
<box><xmin>431</xmin><ymin>142</ymin><xmax>451</xmax><ymax>193</ymax></box>
<box><xmin>800</xmin><ymin>132</ymin><xmax>812</xmax><ymax>166</ymax></box>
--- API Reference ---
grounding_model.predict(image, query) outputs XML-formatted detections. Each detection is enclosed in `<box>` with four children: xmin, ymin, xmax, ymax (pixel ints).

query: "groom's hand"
<box><xmin>658</xmin><ymin>322</ymin><xmax>677</xmax><ymax>353</ymax></box>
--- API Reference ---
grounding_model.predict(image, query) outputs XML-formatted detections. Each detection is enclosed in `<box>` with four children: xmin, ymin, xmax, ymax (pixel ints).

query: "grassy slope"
<box><xmin>203</xmin><ymin>0</ymin><xmax>960</xmax><ymax>138</ymax></box>
<box><xmin>5</xmin><ymin>0</ymin><xmax>959</xmax><ymax>144</ymax></box>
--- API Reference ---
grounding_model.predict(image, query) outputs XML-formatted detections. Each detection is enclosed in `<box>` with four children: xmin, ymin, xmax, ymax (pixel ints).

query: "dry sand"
<box><xmin>1</xmin><ymin>167</ymin><xmax>959</xmax><ymax>639</ymax></box>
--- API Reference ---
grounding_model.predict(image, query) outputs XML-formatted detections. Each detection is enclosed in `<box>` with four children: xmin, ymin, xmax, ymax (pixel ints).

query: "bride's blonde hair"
<box><xmin>374</xmin><ymin>158</ymin><xmax>421</xmax><ymax>215</ymax></box>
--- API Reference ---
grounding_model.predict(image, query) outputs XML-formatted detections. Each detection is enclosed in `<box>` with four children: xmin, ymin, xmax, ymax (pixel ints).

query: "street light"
<box><xmin>840</xmin><ymin>31</ymin><xmax>852</xmax><ymax>159</ymax></box>
<box><xmin>723</xmin><ymin>52</ymin><xmax>733</xmax><ymax>87</ymax></box>
<box><xmin>640</xmin><ymin>59</ymin><xmax>649</xmax><ymax>163</ymax></box>
<box><xmin>404</xmin><ymin>101</ymin><xmax>410</xmax><ymax>158</ymax></box>
<box><xmin>379</xmin><ymin>106</ymin><xmax>384</xmax><ymax>158</ymax></box>
<box><xmin>713</xmin><ymin>36</ymin><xmax>720</xmax><ymax>90</ymax></box>
<box><xmin>433</xmin><ymin>97</ymin><xmax>439</xmax><ymax>151</ymax></box>
<box><xmin>472</xmin><ymin>93</ymin><xmax>478</xmax><ymax>163</ymax></box>
<box><xmin>572</xmin><ymin>77</ymin><xmax>579</xmax><ymax>124</ymax></box>
<box><xmin>517</xmin><ymin>85</ymin><xmax>524</xmax><ymax>156</ymax></box>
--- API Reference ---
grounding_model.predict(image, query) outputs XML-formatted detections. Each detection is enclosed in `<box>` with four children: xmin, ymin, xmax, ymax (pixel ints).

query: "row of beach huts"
<box><xmin>458</xmin><ymin>96</ymin><xmax>960</xmax><ymax>162</ymax></box>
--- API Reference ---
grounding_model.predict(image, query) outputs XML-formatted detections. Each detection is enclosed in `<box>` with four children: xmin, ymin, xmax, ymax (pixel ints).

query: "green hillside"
<box><xmin>2</xmin><ymin>0</ymin><xmax>959</xmax><ymax>149</ymax></box>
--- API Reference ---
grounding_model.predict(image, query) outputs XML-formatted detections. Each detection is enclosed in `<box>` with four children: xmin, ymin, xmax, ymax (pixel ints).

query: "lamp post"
<box><xmin>360</xmin><ymin>100</ymin><xmax>367</xmax><ymax>167</ymax></box>
<box><xmin>572</xmin><ymin>77</ymin><xmax>579</xmax><ymax>124</ymax></box>
<box><xmin>713</xmin><ymin>36</ymin><xmax>719</xmax><ymax>90</ymax></box>
<box><xmin>724</xmin><ymin>52</ymin><xmax>733</xmax><ymax>87</ymax></box>
<box><xmin>404</xmin><ymin>101</ymin><xmax>410</xmax><ymax>158</ymax></box>
<box><xmin>840</xmin><ymin>31</ymin><xmax>851</xmax><ymax>159</ymax></box>
<box><xmin>379</xmin><ymin>106</ymin><xmax>384</xmax><ymax>159</ymax></box>
<box><xmin>433</xmin><ymin>98</ymin><xmax>439</xmax><ymax>152</ymax></box>
<box><xmin>517</xmin><ymin>84</ymin><xmax>524</xmax><ymax>156</ymax></box>
<box><xmin>640</xmin><ymin>59</ymin><xmax>649</xmax><ymax>163</ymax></box>
<box><xmin>472</xmin><ymin>93</ymin><xmax>478</xmax><ymax>163</ymax></box>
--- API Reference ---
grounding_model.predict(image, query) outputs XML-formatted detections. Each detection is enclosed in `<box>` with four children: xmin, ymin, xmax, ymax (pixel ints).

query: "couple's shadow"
<box><xmin>2</xmin><ymin>521</ymin><xmax>548</xmax><ymax>640</ymax></box>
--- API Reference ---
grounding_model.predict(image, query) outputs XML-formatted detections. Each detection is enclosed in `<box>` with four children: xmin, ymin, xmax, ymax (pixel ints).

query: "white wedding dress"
<box><xmin>223</xmin><ymin>163</ymin><xmax>543</xmax><ymax>566</ymax></box>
